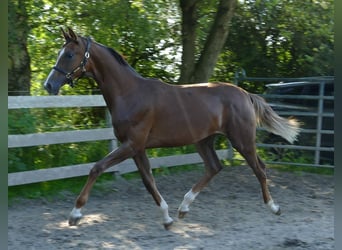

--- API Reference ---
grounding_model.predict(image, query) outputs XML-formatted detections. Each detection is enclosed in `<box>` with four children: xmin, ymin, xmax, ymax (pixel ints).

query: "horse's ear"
<box><xmin>61</xmin><ymin>27</ymin><xmax>70</xmax><ymax>41</ymax></box>
<box><xmin>67</xmin><ymin>27</ymin><xmax>78</xmax><ymax>41</ymax></box>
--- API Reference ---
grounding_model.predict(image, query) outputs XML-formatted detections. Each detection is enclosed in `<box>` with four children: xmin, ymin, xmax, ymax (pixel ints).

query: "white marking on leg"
<box><xmin>160</xmin><ymin>198</ymin><xmax>173</xmax><ymax>225</ymax></box>
<box><xmin>70</xmin><ymin>207</ymin><xmax>82</xmax><ymax>218</ymax></box>
<box><xmin>267</xmin><ymin>199</ymin><xmax>280</xmax><ymax>214</ymax></box>
<box><xmin>178</xmin><ymin>189</ymin><xmax>199</xmax><ymax>213</ymax></box>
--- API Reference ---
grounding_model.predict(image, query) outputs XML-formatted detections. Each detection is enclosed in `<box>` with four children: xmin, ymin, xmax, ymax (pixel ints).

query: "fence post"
<box><xmin>314</xmin><ymin>81</ymin><xmax>325</xmax><ymax>165</ymax></box>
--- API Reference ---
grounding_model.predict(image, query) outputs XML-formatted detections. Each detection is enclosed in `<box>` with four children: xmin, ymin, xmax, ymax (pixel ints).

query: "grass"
<box><xmin>268</xmin><ymin>164</ymin><xmax>334</xmax><ymax>176</ymax></box>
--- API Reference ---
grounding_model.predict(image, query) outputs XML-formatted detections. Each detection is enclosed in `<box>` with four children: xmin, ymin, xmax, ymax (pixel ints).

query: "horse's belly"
<box><xmin>146</xmin><ymin>111</ymin><xmax>223</xmax><ymax>148</ymax></box>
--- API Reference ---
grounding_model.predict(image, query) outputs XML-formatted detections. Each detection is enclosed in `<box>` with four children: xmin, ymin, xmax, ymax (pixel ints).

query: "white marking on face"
<box><xmin>56</xmin><ymin>47</ymin><xmax>66</xmax><ymax>65</ymax></box>
<box><xmin>44</xmin><ymin>48</ymin><xmax>66</xmax><ymax>89</ymax></box>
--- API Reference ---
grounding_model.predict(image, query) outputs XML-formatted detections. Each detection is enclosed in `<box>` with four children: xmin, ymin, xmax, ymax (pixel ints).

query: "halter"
<box><xmin>53</xmin><ymin>37</ymin><xmax>91</xmax><ymax>87</ymax></box>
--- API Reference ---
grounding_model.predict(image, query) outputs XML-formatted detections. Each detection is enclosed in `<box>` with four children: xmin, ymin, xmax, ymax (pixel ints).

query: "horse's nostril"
<box><xmin>44</xmin><ymin>82</ymin><xmax>59</xmax><ymax>95</ymax></box>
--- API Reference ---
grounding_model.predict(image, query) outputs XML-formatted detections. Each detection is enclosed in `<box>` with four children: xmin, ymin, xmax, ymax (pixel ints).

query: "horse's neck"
<box><xmin>90</xmin><ymin>45</ymin><xmax>141</xmax><ymax>110</ymax></box>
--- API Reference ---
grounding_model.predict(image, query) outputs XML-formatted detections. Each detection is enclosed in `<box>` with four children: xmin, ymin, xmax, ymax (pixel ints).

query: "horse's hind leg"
<box><xmin>228</xmin><ymin>131</ymin><xmax>281</xmax><ymax>215</ymax></box>
<box><xmin>178</xmin><ymin>136</ymin><xmax>223</xmax><ymax>218</ymax></box>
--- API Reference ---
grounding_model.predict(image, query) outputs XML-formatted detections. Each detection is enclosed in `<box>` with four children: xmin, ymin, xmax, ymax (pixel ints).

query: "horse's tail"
<box><xmin>249</xmin><ymin>93</ymin><xmax>300</xmax><ymax>144</ymax></box>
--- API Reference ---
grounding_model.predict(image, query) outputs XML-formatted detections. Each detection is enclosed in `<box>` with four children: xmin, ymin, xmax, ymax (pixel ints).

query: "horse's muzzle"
<box><xmin>44</xmin><ymin>81</ymin><xmax>60</xmax><ymax>95</ymax></box>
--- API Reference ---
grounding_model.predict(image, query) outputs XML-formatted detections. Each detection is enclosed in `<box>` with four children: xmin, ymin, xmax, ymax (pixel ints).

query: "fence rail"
<box><xmin>8</xmin><ymin>95</ymin><xmax>106</xmax><ymax>109</ymax></box>
<box><xmin>8</xmin><ymin>149</ymin><xmax>230</xmax><ymax>186</ymax></box>
<box><xmin>8</xmin><ymin>128</ymin><xmax>115</xmax><ymax>148</ymax></box>
<box><xmin>8</xmin><ymin>78</ymin><xmax>334</xmax><ymax>186</ymax></box>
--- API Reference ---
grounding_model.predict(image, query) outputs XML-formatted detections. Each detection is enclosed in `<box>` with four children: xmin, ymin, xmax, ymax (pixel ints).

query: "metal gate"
<box><xmin>233</xmin><ymin>69</ymin><xmax>334</xmax><ymax>168</ymax></box>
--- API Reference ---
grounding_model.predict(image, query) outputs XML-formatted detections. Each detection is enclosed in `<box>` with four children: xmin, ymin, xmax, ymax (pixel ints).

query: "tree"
<box><xmin>8</xmin><ymin>0</ymin><xmax>31</xmax><ymax>95</ymax></box>
<box><xmin>179</xmin><ymin>0</ymin><xmax>237</xmax><ymax>83</ymax></box>
<box><xmin>220</xmin><ymin>0</ymin><xmax>334</xmax><ymax>81</ymax></box>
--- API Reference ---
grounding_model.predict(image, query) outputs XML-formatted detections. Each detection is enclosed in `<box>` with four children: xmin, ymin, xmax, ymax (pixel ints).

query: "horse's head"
<box><xmin>44</xmin><ymin>27</ymin><xmax>91</xmax><ymax>95</ymax></box>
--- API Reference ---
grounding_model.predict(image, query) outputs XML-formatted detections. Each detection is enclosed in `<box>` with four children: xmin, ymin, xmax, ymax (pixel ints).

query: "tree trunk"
<box><xmin>178</xmin><ymin>0</ymin><xmax>198</xmax><ymax>84</ymax></box>
<box><xmin>8</xmin><ymin>0</ymin><xmax>31</xmax><ymax>96</ymax></box>
<box><xmin>179</xmin><ymin>0</ymin><xmax>237</xmax><ymax>83</ymax></box>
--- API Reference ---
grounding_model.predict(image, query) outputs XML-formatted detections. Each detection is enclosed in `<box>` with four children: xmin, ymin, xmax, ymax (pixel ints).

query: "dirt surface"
<box><xmin>8</xmin><ymin>166</ymin><xmax>334</xmax><ymax>250</ymax></box>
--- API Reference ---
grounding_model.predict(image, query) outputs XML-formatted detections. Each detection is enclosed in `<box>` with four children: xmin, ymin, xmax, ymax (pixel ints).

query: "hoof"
<box><xmin>68</xmin><ymin>215</ymin><xmax>82</xmax><ymax>226</ymax></box>
<box><xmin>275</xmin><ymin>208</ymin><xmax>281</xmax><ymax>216</ymax></box>
<box><xmin>178</xmin><ymin>210</ymin><xmax>188</xmax><ymax>219</ymax></box>
<box><xmin>163</xmin><ymin>220</ymin><xmax>173</xmax><ymax>230</ymax></box>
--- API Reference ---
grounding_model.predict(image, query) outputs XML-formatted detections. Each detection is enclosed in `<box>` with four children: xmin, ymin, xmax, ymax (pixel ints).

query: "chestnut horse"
<box><xmin>44</xmin><ymin>28</ymin><xmax>300</xmax><ymax>228</ymax></box>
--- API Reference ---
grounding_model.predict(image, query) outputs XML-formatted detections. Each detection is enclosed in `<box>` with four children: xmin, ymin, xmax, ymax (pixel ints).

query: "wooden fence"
<box><xmin>8</xmin><ymin>95</ymin><xmax>231</xmax><ymax>186</ymax></box>
<box><xmin>8</xmin><ymin>81</ymin><xmax>334</xmax><ymax>186</ymax></box>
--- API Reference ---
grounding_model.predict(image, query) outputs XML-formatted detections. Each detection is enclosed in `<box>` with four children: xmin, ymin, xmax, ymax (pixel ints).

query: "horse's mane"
<box><xmin>89</xmin><ymin>41</ymin><xmax>126</xmax><ymax>66</ymax></box>
<box><xmin>92</xmin><ymin>39</ymin><xmax>142</xmax><ymax>77</ymax></box>
<box><xmin>104</xmin><ymin>46</ymin><xmax>128</xmax><ymax>66</ymax></box>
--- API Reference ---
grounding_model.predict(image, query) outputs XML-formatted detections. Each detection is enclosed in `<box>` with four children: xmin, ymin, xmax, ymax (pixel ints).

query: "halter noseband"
<box><xmin>53</xmin><ymin>37</ymin><xmax>91</xmax><ymax>87</ymax></box>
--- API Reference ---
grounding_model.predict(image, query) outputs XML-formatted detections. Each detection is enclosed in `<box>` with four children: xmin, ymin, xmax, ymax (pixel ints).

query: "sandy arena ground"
<box><xmin>8</xmin><ymin>165</ymin><xmax>334</xmax><ymax>249</ymax></box>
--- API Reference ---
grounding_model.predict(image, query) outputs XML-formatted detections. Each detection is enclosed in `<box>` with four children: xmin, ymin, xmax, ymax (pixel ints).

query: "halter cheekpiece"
<box><xmin>53</xmin><ymin>37</ymin><xmax>91</xmax><ymax>87</ymax></box>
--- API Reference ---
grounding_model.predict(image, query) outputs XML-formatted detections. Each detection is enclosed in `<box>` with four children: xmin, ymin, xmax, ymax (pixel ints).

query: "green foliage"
<box><xmin>147</xmin><ymin>145</ymin><xmax>196</xmax><ymax>158</ymax></box>
<box><xmin>8</xmin><ymin>141</ymin><xmax>109</xmax><ymax>173</ymax></box>
<box><xmin>8</xmin><ymin>106</ymin><xmax>108</xmax><ymax>174</ymax></box>
<box><xmin>213</xmin><ymin>0</ymin><xmax>334</xmax><ymax>87</ymax></box>
<box><xmin>26</xmin><ymin>0</ymin><xmax>181</xmax><ymax>95</ymax></box>
<box><xmin>8</xmin><ymin>109</ymin><xmax>37</xmax><ymax>134</ymax></box>
<box><xmin>269</xmin><ymin>164</ymin><xmax>333</xmax><ymax>176</ymax></box>
<box><xmin>14</xmin><ymin>0</ymin><xmax>334</xmax><ymax>91</ymax></box>
<box><xmin>256</xmin><ymin>129</ymin><xmax>315</xmax><ymax>166</ymax></box>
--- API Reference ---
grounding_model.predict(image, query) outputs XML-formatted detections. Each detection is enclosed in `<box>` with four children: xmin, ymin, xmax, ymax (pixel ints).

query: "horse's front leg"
<box><xmin>68</xmin><ymin>142</ymin><xmax>135</xmax><ymax>226</ymax></box>
<box><xmin>133</xmin><ymin>152</ymin><xmax>173</xmax><ymax>229</ymax></box>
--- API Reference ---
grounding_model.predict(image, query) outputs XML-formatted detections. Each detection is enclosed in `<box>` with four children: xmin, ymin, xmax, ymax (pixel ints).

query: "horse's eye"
<box><xmin>66</xmin><ymin>52</ymin><xmax>74</xmax><ymax>59</ymax></box>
